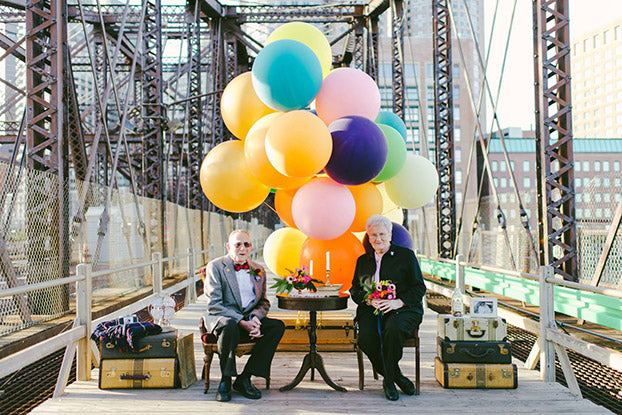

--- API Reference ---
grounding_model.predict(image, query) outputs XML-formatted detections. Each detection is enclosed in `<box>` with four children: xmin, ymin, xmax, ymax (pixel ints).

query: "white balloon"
<box><xmin>385</xmin><ymin>154</ymin><xmax>439</xmax><ymax>209</ymax></box>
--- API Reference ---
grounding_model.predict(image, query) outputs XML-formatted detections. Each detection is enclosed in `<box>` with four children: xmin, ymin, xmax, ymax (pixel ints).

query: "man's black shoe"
<box><xmin>215</xmin><ymin>378</ymin><xmax>232</xmax><ymax>402</ymax></box>
<box><xmin>395</xmin><ymin>374</ymin><xmax>415</xmax><ymax>395</ymax></box>
<box><xmin>233</xmin><ymin>376</ymin><xmax>262</xmax><ymax>399</ymax></box>
<box><xmin>383</xmin><ymin>379</ymin><xmax>399</xmax><ymax>401</ymax></box>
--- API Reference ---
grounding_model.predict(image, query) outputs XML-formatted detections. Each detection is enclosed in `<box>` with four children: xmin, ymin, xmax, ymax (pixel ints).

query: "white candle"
<box><xmin>326</xmin><ymin>251</ymin><xmax>330</xmax><ymax>271</ymax></box>
<box><xmin>309</xmin><ymin>260</ymin><xmax>314</xmax><ymax>276</ymax></box>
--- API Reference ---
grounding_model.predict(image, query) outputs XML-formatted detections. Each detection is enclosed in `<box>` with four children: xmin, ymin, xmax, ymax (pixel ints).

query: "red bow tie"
<box><xmin>234</xmin><ymin>262</ymin><xmax>250</xmax><ymax>271</ymax></box>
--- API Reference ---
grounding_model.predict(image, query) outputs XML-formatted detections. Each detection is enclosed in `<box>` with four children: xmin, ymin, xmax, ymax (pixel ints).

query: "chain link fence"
<box><xmin>409</xmin><ymin>172</ymin><xmax>622</xmax><ymax>289</ymax></box>
<box><xmin>0</xmin><ymin>161</ymin><xmax>273</xmax><ymax>337</ymax></box>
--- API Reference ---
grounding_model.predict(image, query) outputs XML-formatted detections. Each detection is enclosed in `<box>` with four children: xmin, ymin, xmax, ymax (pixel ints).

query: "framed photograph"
<box><xmin>470</xmin><ymin>297</ymin><xmax>497</xmax><ymax>317</ymax></box>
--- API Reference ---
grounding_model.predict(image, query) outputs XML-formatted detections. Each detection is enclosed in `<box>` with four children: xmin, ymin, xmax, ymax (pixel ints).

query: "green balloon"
<box><xmin>373</xmin><ymin>124</ymin><xmax>407</xmax><ymax>182</ymax></box>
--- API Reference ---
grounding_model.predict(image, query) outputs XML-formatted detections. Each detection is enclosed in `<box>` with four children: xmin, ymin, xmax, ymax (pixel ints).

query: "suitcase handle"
<box><xmin>120</xmin><ymin>373</ymin><xmax>151</xmax><ymax>381</ymax></box>
<box><xmin>462</xmin><ymin>348</ymin><xmax>494</xmax><ymax>358</ymax></box>
<box><xmin>465</xmin><ymin>329</ymin><xmax>486</xmax><ymax>338</ymax></box>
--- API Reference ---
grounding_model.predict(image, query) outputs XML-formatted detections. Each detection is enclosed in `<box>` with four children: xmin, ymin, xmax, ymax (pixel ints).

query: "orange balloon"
<box><xmin>199</xmin><ymin>140</ymin><xmax>270</xmax><ymax>212</ymax></box>
<box><xmin>265</xmin><ymin>110</ymin><xmax>332</xmax><ymax>178</ymax></box>
<box><xmin>221</xmin><ymin>72</ymin><xmax>277</xmax><ymax>140</ymax></box>
<box><xmin>299</xmin><ymin>232</ymin><xmax>365</xmax><ymax>292</ymax></box>
<box><xmin>245</xmin><ymin>114</ymin><xmax>310</xmax><ymax>189</ymax></box>
<box><xmin>346</xmin><ymin>183</ymin><xmax>383</xmax><ymax>232</ymax></box>
<box><xmin>274</xmin><ymin>188</ymin><xmax>298</xmax><ymax>228</ymax></box>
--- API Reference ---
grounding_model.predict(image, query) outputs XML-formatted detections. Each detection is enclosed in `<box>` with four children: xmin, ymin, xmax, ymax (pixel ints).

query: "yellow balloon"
<box><xmin>263</xmin><ymin>227</ymin><xmax>307</xmax><ymax>277</ymax></box>
<box><xmin>265</xmin><ymin>110</ymin><xmax>332</xmax><ymax>178</ymax></box>
<box><xmin>221</xmin><ymin>72</ymin><xmax>277</xmax><ymax>140</ymax></box>
<box><xmin>376</xmin><ymin>182</ymin><xmax>404</xmax><ymax>224</ymax></box>
<box><xmin>346</xmin><ymin>183</ymin><xmax>383</xmax><ymax>233</ymax></box>
<box><xmin>267</xmin><ymin>22</ymin><xmax>332</xmax><ymax>78</ymax></box>
<box><xmin>244</xmin><ymin>114</ymin><xmax>310</xmax><ymax>189</ymax></box>
<box><xmin>385</xmin><ymin>154</ymin><xmax>439</xmax><ymax>209</ymax></box>
<box><xmin>199</xmin><ymin>140</ymin><xmax>270</xmax><ymax>212</ymax></box>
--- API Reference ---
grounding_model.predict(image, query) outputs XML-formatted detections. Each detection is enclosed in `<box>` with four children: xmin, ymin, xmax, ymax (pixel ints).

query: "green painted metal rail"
<box><xmin>419</xmin><ymin>258</ymin><xmax>622</xmax><ymax>331</ymax></box>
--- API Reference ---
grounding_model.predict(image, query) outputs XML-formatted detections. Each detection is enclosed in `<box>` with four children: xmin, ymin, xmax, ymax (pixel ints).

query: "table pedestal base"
<box><xmin>279</xmin><ymin>352</ymin><xmax>347</xmax><ymax>392</ymax></box>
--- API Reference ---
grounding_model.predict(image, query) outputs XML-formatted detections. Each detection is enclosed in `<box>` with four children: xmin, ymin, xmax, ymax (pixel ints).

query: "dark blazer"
<box><xmin>202</xmin><ymin>255</ymin><xmax>270</xmax><ymax>333</ymax></box>
<box><xmin>350</xmin><ymin>243</ymin><xmax>426</xmax><ymax>315</ymax></box>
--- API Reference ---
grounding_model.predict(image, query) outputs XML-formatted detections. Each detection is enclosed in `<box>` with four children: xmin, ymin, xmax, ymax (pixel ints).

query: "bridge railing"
<box><xmin>420</xmin><ymin>254</ymin><xmax>622</xmax><ymax>397</ymax></box>
<box><xmin>0</xmin><ymin>244</ymin><xmax>264</xmax><ymax>397</ymax></box>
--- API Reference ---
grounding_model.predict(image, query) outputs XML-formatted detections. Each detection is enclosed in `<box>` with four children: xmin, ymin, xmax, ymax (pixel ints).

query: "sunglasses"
<box><xmin>233</xmin><ymin>242</ymin><xmax>251</xmax><ymax>248</ymax></box>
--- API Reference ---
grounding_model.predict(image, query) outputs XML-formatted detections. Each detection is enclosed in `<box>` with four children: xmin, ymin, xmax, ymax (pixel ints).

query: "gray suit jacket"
<box><xmin>203</xmin><ymin>255</ymin><xmax>270</xmax><ymax>333</ymax></box>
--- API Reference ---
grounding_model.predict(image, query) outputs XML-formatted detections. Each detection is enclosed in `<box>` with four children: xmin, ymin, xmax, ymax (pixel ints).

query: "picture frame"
<box><xmin>470</xmin><ymin>297</ymin><xmax>497</xmax><ymax>317</ymax></box>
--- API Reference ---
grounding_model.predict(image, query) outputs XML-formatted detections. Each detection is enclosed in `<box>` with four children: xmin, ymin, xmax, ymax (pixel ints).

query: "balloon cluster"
<box><xmin>199</xmin><ymin>22</ymin><xmax>439</xmax><ymax>291</ymax></box>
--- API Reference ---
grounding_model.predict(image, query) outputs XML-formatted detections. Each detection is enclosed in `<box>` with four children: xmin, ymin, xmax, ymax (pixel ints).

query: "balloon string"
<box><xmin>263</xmin><ymin>201</ymin><xmax>278</xmax><ymax>214</ymax></box>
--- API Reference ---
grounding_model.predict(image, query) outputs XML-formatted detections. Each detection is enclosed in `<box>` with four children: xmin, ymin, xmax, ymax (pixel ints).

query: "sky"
<box><xmin>484</xmin><ymin>0</ymin><xmax>620</xmax><ymax>130</ymax></box>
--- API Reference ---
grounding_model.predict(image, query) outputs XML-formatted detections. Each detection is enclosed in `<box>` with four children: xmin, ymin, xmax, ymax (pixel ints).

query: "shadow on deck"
<box><xmin>31</xmin><ymin>298</ymin><xmax>612</xmax><ymax>414</ymax></box>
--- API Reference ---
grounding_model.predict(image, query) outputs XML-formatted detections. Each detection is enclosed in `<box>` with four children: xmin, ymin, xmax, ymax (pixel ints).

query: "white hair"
<box><xmin>365</xmin><ymin>215</ymin><xmax>392</xmax><ymax>233</ymax></box>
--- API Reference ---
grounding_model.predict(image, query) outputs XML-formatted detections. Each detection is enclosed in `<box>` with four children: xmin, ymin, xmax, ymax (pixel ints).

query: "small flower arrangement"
<box><xmin>364</xmin><ymin>280</ymin><xmax>396</xmax><ymax>315</ymax></box>
<box><xmin>248</xmin><ymin>265</ymin><xmax>263</xmax><ymax>281</ymax></box>
<box><xmin>270</xmin><ymin>266</ymin><xmax>322</xmax><ymax>294</ymax></box>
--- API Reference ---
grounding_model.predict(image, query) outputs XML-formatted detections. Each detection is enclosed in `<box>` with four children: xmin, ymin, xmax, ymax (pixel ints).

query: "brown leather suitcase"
<box><xmin>434</xmin><ymin>356</ymin><xmax>517</xmax><ymax>389</ymax></box>
<box><xmin>99</xmin><ymin>358</ymin><xmax>177</xmax><ymax>389</ymax></box>
<box><xmin>269</xmin><ymin>311</ymin><xmax>355</xmax><ymax>351</ymax></box>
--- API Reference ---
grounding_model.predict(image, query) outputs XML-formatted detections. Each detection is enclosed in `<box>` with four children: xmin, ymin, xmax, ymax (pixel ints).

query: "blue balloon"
<box><xmin>375</xmin><ymin>111</ymin><xmax>408</xmax><ymax>142</ymax></box>
<box><xmin>363</xmin><ymin>221</ymin><xmax>413</xmax><ymax>253</ymax></box>
<box><xmin>251</xmin><ymin>39</ymin><xmax>323</xmax><ymax>111</ymax></box>
<box><xmin>325</xmin><ymin>116</ymin><xmax>388</xmax><ymax>185</ymax></box>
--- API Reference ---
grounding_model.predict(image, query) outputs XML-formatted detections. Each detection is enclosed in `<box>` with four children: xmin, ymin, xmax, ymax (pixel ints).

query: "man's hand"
<box><xmin>374</xmin><ymin>298</ymin><xmax>404</xmax><ymax>314</ymax></box>
<box><xmin>240</xmin><ymin>316</ymin><xmax>263</xmax><ymax>339</ymax></box>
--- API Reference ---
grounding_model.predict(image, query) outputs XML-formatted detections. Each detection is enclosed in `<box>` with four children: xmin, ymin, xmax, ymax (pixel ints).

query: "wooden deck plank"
<box><xmin>31</xmin><ymin>297</ymin><xmax>613</xmax><ymax>414</ymax></box>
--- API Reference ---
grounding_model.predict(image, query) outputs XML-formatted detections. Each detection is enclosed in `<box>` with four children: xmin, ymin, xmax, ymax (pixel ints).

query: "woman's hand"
<box><xmin>375</xmin><ymin>299</ymin><xmax>404</xmax><ymax>313</ymax></box>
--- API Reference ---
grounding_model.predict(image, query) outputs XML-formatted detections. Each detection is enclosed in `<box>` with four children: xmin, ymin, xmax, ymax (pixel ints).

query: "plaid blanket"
<box><xmin>91</xmin><ymin>318</ymin><xmax>162</xmax><ymax>352</ymax></box>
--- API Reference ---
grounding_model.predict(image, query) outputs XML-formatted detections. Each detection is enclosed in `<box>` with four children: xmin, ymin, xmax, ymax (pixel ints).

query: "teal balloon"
<box><xmin>251</xmin><ymin>39</ymin><xmax>323</xmax><ymax>111</ymax></box>
<box><xmin>373</xmin><ymin>124</ymin><xmax>407</xmax><ymax>182</ymax></box>
<box><xmin>375</xmin><ymin>111</ymin><xmax>408</xmax><ymax>142</ymax></box>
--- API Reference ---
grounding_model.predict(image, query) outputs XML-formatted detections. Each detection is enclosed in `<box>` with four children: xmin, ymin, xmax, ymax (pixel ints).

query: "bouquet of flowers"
<box><xmin>364</xmin><ymin>280</ymin><xmax>396</xmax><ymax>315</ymax></box>
<box><xmin>270</xmin><ymin>266</ymin><xmax>323</xmax><ymax>294</ymax></box>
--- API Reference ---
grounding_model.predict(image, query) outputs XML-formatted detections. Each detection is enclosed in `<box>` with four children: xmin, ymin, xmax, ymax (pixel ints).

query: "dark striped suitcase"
<box><xmin>437</xmin><ymin>337</ymin><xmax>512</xmax><ymax>364</ymax></box>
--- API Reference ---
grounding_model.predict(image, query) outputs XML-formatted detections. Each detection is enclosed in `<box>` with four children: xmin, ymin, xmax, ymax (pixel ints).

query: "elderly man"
<box><xmin>350</xmin><ymin>215</ymin><xmax>426</xmax><ymax>401</ymax></box>
<box><xmin>203</xmin><ymin>230</ymin><xmax>285</xmax><ymax>402</ymax></box>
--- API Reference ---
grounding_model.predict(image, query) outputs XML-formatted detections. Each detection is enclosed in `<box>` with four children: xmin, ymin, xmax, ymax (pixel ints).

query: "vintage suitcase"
<box><xmin>434</xmin><ymin>357</ymin><xmax>517</xmax><ymax>389</ymax></box>
<box><xmin>268</xmin><ymin>311</ymin><xmax>355</xmax><ymax>352</ymax></box>
<box><xmin>176</xmin><ymin>332</ymin><xmax>197</xmax><ymax>389</ymax></box>
<box><xmin>99</xmin><ymin>358</ymin><xmax>177</xmax><ymax>389</ymax></box>
<box><xmin>437</xmin><ymin>314</ymin><xmax>507</xmax><ymax>341</ymax></box>
<box><xmin>100</xmin><ymin>331</ymin><xmax>177</xmax><ymax>359</ymax></box>
<box><xmin>437</xmin><ymin>337</ymin><xmax>512</xmax><ymax>364</ymax></box>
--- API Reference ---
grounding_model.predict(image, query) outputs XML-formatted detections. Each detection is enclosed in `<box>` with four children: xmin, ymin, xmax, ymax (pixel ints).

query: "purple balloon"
<box><xmin>363</xmin><ymin>221</ymin><xmax>413</xmax><ymax>253</ymax></box>
<box><xmin>325</xmin><ymin>116</ymin><xmax>387</xmax><ymax>185</ymax></box>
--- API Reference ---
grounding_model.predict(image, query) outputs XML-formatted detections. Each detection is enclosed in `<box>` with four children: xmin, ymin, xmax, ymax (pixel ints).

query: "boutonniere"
<box><xmin>390</xmin><ymin>251</ymin><xmax>394</xmax><ymax>256</ymax></box>
<box><xmin>249</xmin><ymin>265</ymin><xmax>263</xmax><ymax>281</ymax></box>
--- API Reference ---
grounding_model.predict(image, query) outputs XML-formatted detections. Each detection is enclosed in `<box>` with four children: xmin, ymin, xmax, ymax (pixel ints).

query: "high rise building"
<box><xmin>378</xmin><ymin>0</ymin><xmax>485</xmax><ymax>205</ymax></box>
<box><xmin>571</xmin><ymin>18</ymin><xmax>622</xmax><ymax>138</ymax></box>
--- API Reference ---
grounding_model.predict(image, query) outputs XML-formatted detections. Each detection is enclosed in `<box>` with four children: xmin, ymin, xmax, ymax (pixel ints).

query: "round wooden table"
<box><xmin>277</xmin><ymin>294</ymin><xmax>349</xmax><ymax>392</ymax></box>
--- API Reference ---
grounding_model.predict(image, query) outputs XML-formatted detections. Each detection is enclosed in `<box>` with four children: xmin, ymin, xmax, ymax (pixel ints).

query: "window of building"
<box><xmin>603</xmin><ymin>161</ymin><xmax>610</xmax><ymax>172</ymax></box>
<box><xmin>510</xmin><ymin>161</ymin><xmax>515</xmax><ymax>171</ymax></box>
<box><xmin>596</xmin><ymin>208</ymin><xmax>603</xmax><ymax>218</ymax></box>
<box><xmin>583</xmin><ymin>177</ymin><xmax>590</xmax><ymax>187</ymax></box>
<box><xmin>500</xmin><ymin>161</ymin><xmax>506</xmax><ymax>172</ymax></box>
<box><xmin>426</xmin><ymin>86</ymin><xmax>434</xmax><ymax>101</ymax></box>
<box><xmin>605</xmin><ymin>208</ymin><xmax>612</xmax><ymax>217</ymax></box>
<box><xmin>454</xmin><ymin>85</ymin><xmax>460</xmax><ymax>100</ymax></box>
<box><xmin>616</xmin><ymin>194</ymin><xmax>622</xmax><ymax>202</ymax></box>
<box><xmin>576</xmin><ymin>162</ymin><xmax>581</xmax><ymax>172</ymax></box>
<box><xmin>604</xmin><ymin>193</ymin><xmax>611</xmax><ymax>203</ymax></box>
<box><xmin>585</xmin><ymin>208</ymin><xmax>592</xmax><ymax>218</ymax></box>
<box><xmin>500</xmin><ymin>178</ymin><xmax>507</xmax><ymax>188</ymax></box>
<box><xmin>456</xmin><ymin>148</ymin><xmax>461</xmax><ymax>163</ymax></box>
<box><xmin>595</xmin><ymin>177</ymin><xmax>602</xmax><ymax>187</ymax></box>
<box><xmin>426</xmin><ymin>63</ymin><xmax>433</xmax><ymax>79</ymax></box>
<box><xmin>614</xmin><ymin>161</ymin><xmax>621</xmax><ymax>171</ymax></box>
<box><xmin>575</xmin><ymin>178</ymin><xmax>581</xmax><ymax>188</ymax></box>
<box><xmin>577</xmin><ymin>193</ymin><xmax>582</xmax><ymax>203</ymax></box>
<box><xmin>593</xmin><ymin>34</ymin><xmax>600</xmax><ymax>48</ymax></box>
<box><xmin>604</xmin><ymin>29</ymin><xmax>610</xmax><ymax>44</ymax></box>
<box><xmin>455</xmin><ymin>127</ymin><xmax>461</xmax><ymax>142</ymax></box>
<box><xmin>604</xmin><ymin>177</ymin><xmax>611</xmax><ymax>187</ymax></box>
<box><xmin>583</xmin><ymin>161</ymin><xmax>590</xmax><ymax>172</ymax></box>
<box><xmin>576</xmin><ymin>208</ymin><xmax>583</xmax><ymax>218</ymax></box>
<box><xmin>500</xmin><ymin>193</ymin><xmax>507</xmax><ymax>203</ymax></box>
<box><xmin>456</xmin><ymin>191</ymin><xmax>463</xmax><ymax>205</ymax></box>
<box><xmin>454</xmin><ymin>105</ymin><xmax>460</xmax><ymax>121</ymax></box>
<box><xmin>584</xmin><ymin>193</ymin><xmax>591</xmax><ymax>203</ymax></box>
<box><xmin>453</xmin><ymin>64</ymin><xmax>460</xmax><ymax>78</ymax></box>
<box><xmin>595</xmin><ymin>161</ymin><xmax>601</xmax><ymax>172</ymax></box>
<box><xmin>523</xmin><ymin>161</ymin><xmax>530</xmax><ymax>172</ymax></box>
<box><xmin>456</xmin><ymin>169</ymin><xmax>462</xmax><ymax>184</ymax></box>
<box><xmin>523</xmin><ymin>177</ymin><xmax>531</xmax><ymax>188</ymax></box>
<box><xmin>595</xmin><ymin>193</ymin><xmax>602</xmax><ymax>203</ymax></box>
<box><xmin>493</xmin><ymin>178</ymin><xmax>499</xmax><ymax>187</ymax></box>
<box><xmin>492</xmin><ymin>161</ymin><xmax>498</xmax><ymax>171</ymax></box>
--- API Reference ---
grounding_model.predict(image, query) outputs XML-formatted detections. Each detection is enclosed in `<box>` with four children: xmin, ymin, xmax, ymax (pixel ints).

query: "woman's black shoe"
<box><xmin>395</xmin><ymin>374</ymin><xmax>415</xmax><ymax>395</ymax></box>
<box><xmin>383</xmin><ymin>379</ymin><xmax>399</xmax><ymax>401</ymax></box>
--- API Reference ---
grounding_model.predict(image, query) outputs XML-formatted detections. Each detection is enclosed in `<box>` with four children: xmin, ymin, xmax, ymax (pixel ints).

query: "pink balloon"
<box><xmin>292</xmin><ymin>177</ymin><xmax>356</xmax><ymax>240</ymax></box>
<box><xmin>315</xmin><ymin>68</ymin><xmax>381</xmax><ymax>126</ymax></box>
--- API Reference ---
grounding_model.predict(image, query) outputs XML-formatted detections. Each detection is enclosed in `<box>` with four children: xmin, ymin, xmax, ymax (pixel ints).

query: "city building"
<box><xmin>571</xmin><ymin>18</ymin><xmax>622</xmax><ymax>138</ymax></box>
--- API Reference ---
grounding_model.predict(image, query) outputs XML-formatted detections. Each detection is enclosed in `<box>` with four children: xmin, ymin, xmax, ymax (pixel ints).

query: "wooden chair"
<box><xmin>199</xmin><ymin>317</ymin><xmax>270</xmax><ymax>393</ymax></box>
<box><xmin>355</xmin><ymin>327</ymin><xmax>420</xmax><ymax>395</ymax></box>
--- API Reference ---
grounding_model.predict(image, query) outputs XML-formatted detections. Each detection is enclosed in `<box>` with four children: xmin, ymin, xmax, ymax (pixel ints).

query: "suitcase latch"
<box><xmin>449</xmin><ymin>368</ymin><xmax>460</xmax><ymax>378</ymax></box>
<box><xmin>498</xmin><ymin>344</ymin><xmax>509</xmax><ymax>355</ymax></box>
<box><xmin>502</xmin><ymin>368</ymin><xmax>513</xmax><ymax>378</ymax></box>
<box><xmin>162</xmin><ymin>339</ymin><xmax>171</xmax><ymax>348</ymax></box>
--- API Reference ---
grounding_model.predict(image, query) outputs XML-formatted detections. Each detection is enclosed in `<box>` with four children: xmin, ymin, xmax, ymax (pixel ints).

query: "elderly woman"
<box><xmin>350</xmin><ymin>215</ymin><xmax>426</xmax><ymax>401</ymax></box>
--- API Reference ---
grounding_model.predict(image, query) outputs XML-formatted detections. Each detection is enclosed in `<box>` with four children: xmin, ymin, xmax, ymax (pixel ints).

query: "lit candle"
<box><xmin>309</xmin><ymin>260</ymin><xmax>314</xmax><ymax>276</ymax></box>
<box><xmin>326</xmin><ymin>251</ymin><xmax>330</xmax><ymax>271</ymax></box>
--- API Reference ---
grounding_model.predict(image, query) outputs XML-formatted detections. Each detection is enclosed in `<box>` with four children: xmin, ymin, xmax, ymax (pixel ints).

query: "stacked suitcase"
<box><xmin>434</xmin><ymin>314</ymin><xmax>518</xmax><ymax>389</ymax></box>
<box><xmin>99</xmin><ymin>331</ymin><xmax>196</xmax><ymax>389</ymax></box>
